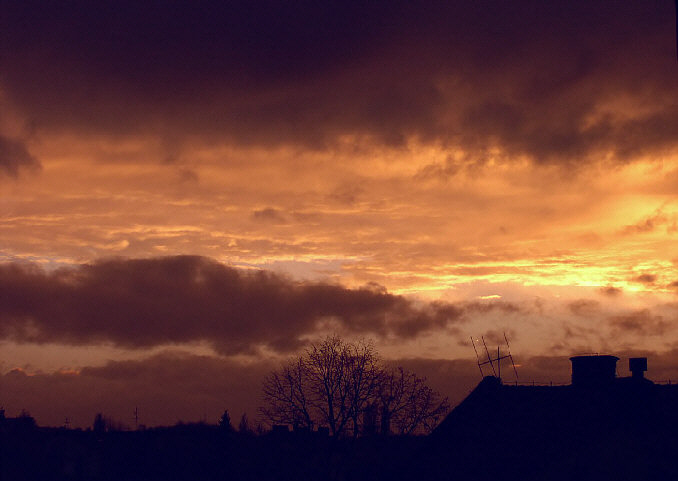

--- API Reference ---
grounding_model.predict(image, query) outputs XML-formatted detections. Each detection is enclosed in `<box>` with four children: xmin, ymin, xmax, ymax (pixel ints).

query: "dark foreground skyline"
<box><xmin>4</xmin><ymin>353</ymin><xmax>678</xmax><ymax>481</ymax></box>
<box><xmin>1</xmin><ymin>0</ymin><xmax>678</xmax><ymax>431</ymax></box>
<box><xmin>6</xmin><ymin>337</ymin><xmax>678</xmax><ymax>429</ymax></box>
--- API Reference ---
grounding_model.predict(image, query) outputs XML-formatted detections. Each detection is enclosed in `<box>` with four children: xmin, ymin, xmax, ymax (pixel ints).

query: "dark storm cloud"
<box><xmin>0</xmin><ymin>256</ymin><xmax>494</xmax><ymax>353</ymax></box>
<box><xmin>2</xmin><ymin>1</ymin><xmax>676</xmax><ymax>163</ymax></box>
<box><xmin>0</xmin><ymin>135</ymin><xmax>40</xmax><ymax>176</ymax></box>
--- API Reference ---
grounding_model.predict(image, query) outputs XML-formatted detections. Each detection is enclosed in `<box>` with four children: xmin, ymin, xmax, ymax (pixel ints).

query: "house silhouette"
<box><xmin>427</xmin><ymin>355</ymin><xmax>678</xmax><ymax>480</ymax></box>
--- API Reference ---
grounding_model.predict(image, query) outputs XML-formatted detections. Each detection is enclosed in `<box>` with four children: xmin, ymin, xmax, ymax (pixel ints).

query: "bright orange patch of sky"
<box><xmin>3</xmin><ymin>134</ymin><xmax>678</xmax><ymax>367</ymax></box>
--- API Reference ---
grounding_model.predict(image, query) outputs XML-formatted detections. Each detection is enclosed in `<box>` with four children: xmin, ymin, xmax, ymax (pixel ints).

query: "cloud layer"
<box><xmin>0</xmin><ymin>256</ymin><xmax>495</xmax><ymax>353</ymax></box>
<box><xmin>2</xmin><ymin>1</ymin><xmax>676</xmax><ymax>164</ymax></box>
<box><xmin>6</xmin><ymin>348</ymin><xmax>678</xmax><ymax>428</ymax></box>
<box><xmin>2</xmin><ymin>3</ymin><xmax>678</xmax><ymax>419</ymax></box>
<box><xmin>0</xmin><ymin>351</ymin><xmax>273</xmax><ymax>428</ymax></box>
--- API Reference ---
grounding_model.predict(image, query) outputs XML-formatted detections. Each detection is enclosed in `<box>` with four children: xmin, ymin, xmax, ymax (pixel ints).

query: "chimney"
<box><xmin>629</xmin><ymin>357</ymin><xmax>647</xmax><ymax>380</ymax></box>
<box><xmin>569</xmin><ymin>355</ymin><xmax>619</xmax><ymax>387</ymax></box>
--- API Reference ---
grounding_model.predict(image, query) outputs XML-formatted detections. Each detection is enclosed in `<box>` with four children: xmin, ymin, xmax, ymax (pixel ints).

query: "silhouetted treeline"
<box><xmin>0</xmin><ymin>419</ymin><xmax>425</xmax><ymax>481</ymax></box>
<box><xmin>4</xmin><ymin>411</ymin><xmax>678</xmax><ymax>480</ymax></box>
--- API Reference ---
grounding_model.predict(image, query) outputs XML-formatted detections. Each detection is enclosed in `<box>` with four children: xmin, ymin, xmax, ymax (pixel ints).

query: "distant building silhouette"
<box><xmin>0</xmin><ymin>408</ymin><xmax>37</xmax><ymax>433</ymax></box>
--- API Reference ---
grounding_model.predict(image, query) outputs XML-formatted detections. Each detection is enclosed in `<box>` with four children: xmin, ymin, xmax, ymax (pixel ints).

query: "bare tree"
<box><xmin>378</xmin><ymin>367</ymin><xmax>450</xmax><ymax>435</ymax></box>
<box><xmin>261</xmin><ymin>356</ymin><xmax>314</xmax><ymax>429</ymax></box>
<box><xmin>344</xmin><ymin>340</ymin><xmax>382</xmax><ymax>436</ymax></box>
<box><xmin>303</xmin><ymin>336</ymin><xmax>381</xmax><ymax>437</ymax></box>
<box><xmin>260</xmin><ymin>336</ymin><xmax>449</xmax><ymax>437</ymax></box>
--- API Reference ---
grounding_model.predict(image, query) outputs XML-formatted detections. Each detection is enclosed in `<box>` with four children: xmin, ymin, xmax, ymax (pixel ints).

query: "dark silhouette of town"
<box><xmin>3</xmin><ymin>354</ymin><xmax>678</xmax><ymax>480</ymax></box>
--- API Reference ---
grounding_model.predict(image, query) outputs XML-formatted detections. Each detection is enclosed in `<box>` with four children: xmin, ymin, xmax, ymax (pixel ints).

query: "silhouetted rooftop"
<box><xmin>427</xmin><ymin>355</ymin><xmax>678</xmax><ymax>480</ymax></box>
<box><xmin>435</xmin><ymin>355</ymin><xmax>678</xmax><ymax>438</ymax></box>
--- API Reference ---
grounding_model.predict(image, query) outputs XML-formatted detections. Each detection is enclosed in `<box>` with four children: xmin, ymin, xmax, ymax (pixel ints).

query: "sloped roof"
<box><xmin>426</xmin><ymin>374</ymin><xmax>678</xmax><ymax>480</ymax></box>
<box><xmin>435</xmin><ymin>374</ymin><xmax>678</xmax><ymax>439</ymax></box>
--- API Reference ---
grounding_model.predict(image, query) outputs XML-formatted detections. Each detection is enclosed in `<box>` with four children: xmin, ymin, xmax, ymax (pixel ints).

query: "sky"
<box><xmin>1</xmin><ymin>1</ymin><xmax>678</xmax><ymax>428</ymax></box>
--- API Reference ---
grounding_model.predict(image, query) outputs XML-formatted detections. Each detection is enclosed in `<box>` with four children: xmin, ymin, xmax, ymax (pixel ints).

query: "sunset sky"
<box><xmin>2</xmin><ymin>1</ymin><xmax>678</xmax><ymax>428</ymax></box>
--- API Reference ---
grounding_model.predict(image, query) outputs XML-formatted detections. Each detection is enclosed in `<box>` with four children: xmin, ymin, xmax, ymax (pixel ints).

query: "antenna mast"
<box><xmin>482</xmin><ymin>336</ymin><xmax>497</xmax><ymax>376</ymax></box>
<box><xmin>470</xmin><ymin>332</ymin><xmax>519</xmax><ymax>382</ymax></box>
<box><xmin>504</xmin><ymin>331</ymin><xmax>519</xmax><ymax>381</ymax></box>
<box><xmin>470</xmin><ymin>337</ymin><xmax>485</xmax><ymax>377</ymax></box>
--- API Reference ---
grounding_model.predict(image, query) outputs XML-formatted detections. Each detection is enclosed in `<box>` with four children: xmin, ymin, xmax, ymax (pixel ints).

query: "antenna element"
<box><xmin>470</xmin><ymin>332</ymin><xmax>519</xmax><ymax>382</ymax></box>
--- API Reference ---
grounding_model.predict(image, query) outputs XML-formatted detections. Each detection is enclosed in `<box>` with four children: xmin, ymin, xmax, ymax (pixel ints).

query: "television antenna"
<box><xmin>471</xmin><ymin>332</ymin><xmax>518</xmax><ymax>382</ymax></box>
<box><xmin>134</xmin><ymin>406</ymin><xmax>139</xmax><ymax>430</ymax></box>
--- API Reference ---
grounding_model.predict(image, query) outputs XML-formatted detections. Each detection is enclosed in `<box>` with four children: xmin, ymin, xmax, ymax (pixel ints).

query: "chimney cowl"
<box><xmin>629</xmin><ymin>357</ymin><xmax>647</xmax><ymax>379</ymax></box>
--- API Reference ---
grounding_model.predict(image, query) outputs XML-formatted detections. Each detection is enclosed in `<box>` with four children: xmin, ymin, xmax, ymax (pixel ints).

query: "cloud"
<box><xmin>0</xmin><ymin>351</ymin><xmax>273</xmax><ymax>428</ymax></box>
<box><xmin>608</xmin><ymin>309</ymin><xmax>669</xmax><ymax>336</ymax></box>
<box><xmin>177</xmin><ymin>168</ymin><xmax>199</xmax><ymax>183</ymax></box>
<box><xmin>0</xmin><ymin>135</ymin><xmax>40</xmax><ymax>177</ymax></box>
<box><xmin>599</xmin><ymin>286</ymin><xmax>622</xmax><ymax>297</ymax></box>
<box><xmin>8</xmin><ymin>347</ymin><xmax>678</xmax><ymax>428</ymax></box>
<box><xmin>0</xmin><ymin>353</ymin><xmax>497</xmax><ymax>427</ymax></box>
<box><xmin>327</xmin><ymin>184</ymin><xmax>365</xmax><ymax>206</ymax></box>
<box><xmin>476</xmin><ymin>328</ymin><xmax>518</xmax><ymax>347</ymax></box>
<box><xmin>568</xmin><ymin>299</ymin><xmax>601</xmax><ymax>317</ymax></box>
<box><xmin>1</xmin><ymin>2</ymin><xmax>676</xmax><ymax>165</ymax></box>
<box><xmin>0</xmin><ymin>256</ymin><xmax>501</xmax><ymax>353</ymax></box>
<box><xmin>633</xmin><ymin>274</ymin><xmax>657</xmax><ymax>284</ymax></box>
<box><xmin>622</xmin><ymin>208</ymin><xmax>677</xmax><ymax>235</ymax></box>
<box><xmin>0</xmin><ymin>352</ymin><xmax>565</xmax><ymax>428</ymax></box>
<box><xmin>252</xmin><ymin>207</ymin><xmax>286</xmax><ymax>223</ymax></box>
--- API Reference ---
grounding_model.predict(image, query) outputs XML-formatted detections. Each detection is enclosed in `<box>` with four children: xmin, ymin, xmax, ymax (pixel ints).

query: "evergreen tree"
<box><xmin>219</xmin><ymin>409</ymin><xmax>233</xmax><ymax>431</ymax></box>
<box><xmin>238</xmin><ymin>413</ymin><xmax>253</xmax><ymax>434</ymax></box>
